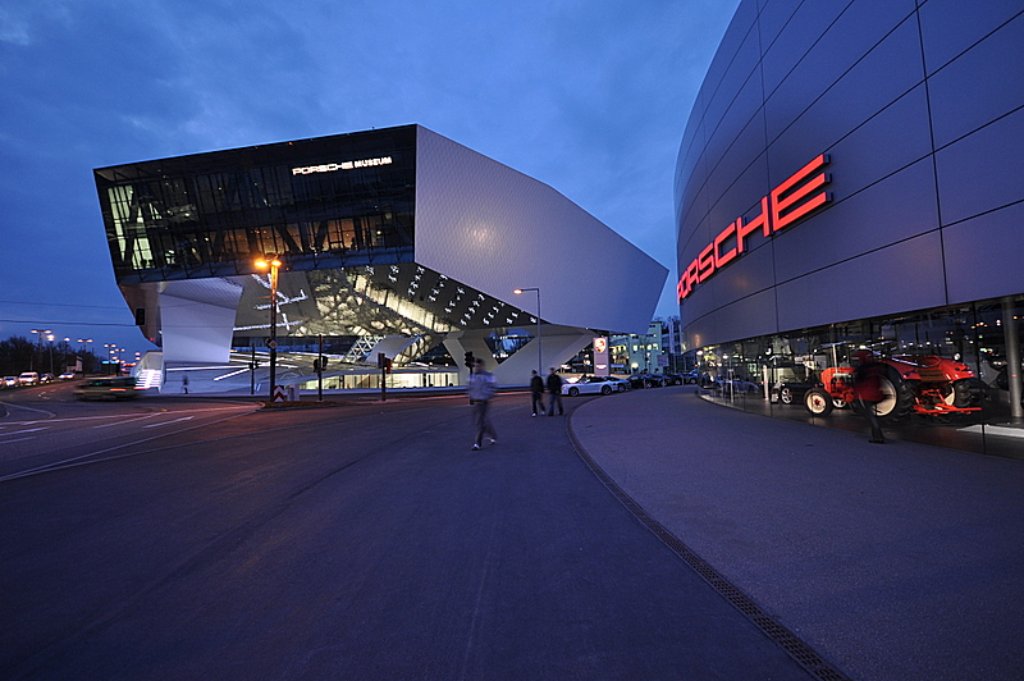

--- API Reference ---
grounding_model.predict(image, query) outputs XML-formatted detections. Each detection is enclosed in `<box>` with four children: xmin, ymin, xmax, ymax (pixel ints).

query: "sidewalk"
<box><xmin>568</xmin><ymin>386</ymin><xmax>1024</xmax><ymax>681</ymax></box>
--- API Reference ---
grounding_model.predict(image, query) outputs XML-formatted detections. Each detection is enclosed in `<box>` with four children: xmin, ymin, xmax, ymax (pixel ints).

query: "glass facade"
<box><xmin>95</xmin><ymin>125</ymin><xmax>549</xmax><ymax>373</ymax></box>
<box><xmin>694</xmin><ymin>294</ymin><xmax>1024</xmax><ymax>457</ymax></box>
<box><xmin>94</xmin><ymin>126</ymin><xmax>417</xmax><ymax>284</ymax></box>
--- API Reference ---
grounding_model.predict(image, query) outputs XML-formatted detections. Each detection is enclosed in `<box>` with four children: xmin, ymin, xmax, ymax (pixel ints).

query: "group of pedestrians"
<box><xmin>468</xmin><ymin>360</ymin><xmax>565</xmax><ymax>451</ymax></box>
<box><xmin>530</xmin><ymin>368</ymin><xmax>564</xmax><ymax>417</ymax></box>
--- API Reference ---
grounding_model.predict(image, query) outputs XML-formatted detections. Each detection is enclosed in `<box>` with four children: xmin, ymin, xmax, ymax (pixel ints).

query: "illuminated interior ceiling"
<box><xmin>232</xmin><ymin>262</ymin><xmax>540</xmax><ymax>352</ymax></box>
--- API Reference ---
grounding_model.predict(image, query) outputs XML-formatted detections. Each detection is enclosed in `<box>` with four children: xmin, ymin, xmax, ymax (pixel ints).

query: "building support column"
<box><xmin>1002</xmin><ymin>297</ymin><xmax>1023</xmax><ymax>422</ymax></box>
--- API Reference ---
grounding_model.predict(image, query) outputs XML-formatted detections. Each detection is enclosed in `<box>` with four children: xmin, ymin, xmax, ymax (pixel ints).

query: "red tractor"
<box><xmin>803</xmin><ymin>352</ymin><xmax>985</xmax><ymax>422</ymax></box>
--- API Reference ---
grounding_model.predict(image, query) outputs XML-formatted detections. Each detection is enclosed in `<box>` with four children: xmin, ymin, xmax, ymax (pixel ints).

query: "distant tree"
<box><xmin>0</xmin><ymin>336</ymin><xmax>102</xmax><ymax>375</ymax></box>
<box><xmin>0</xmin><ymin>336</ymin><xmax>36</xmax><ymax>375</ymax></box>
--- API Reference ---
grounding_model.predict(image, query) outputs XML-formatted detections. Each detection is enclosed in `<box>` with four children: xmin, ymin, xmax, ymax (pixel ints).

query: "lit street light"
<box><xmin>255</xmin><ymin>254</ymin><xmax>283</xmax><ymax>400</ymax></box>
<box><xmin>513</xmin><ymin>287</ymin><xmax>542</xmax><ymax>377</ymax></box>
<box><xmin>104</xmin><ymin>343</ymin><xmax>117</xmax><ymax>374</ymax></box>
<box><xmin>77</xmin><ymin>338</ymin><xmax>94</xmax><ymax>372</ymax></box>
<box><xmin>30</xmin><ymin>328</ymin><xmax>52</xmax><ymax>371</ymax></box>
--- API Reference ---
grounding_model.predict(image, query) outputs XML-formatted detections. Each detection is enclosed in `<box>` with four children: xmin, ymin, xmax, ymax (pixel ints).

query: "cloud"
<box><xmin>0</xmin><ymin>0</ymin><xmax>739</xmax><ymax>348</ymax></box>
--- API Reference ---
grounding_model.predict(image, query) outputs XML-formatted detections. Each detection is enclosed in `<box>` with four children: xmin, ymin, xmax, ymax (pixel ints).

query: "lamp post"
<box><xmin>30</xmin><ymin>328</ymin><xmax>51</xmax><ymax>371</ymax></box>
<box><xmin>47</xmin><ymin>332</ymin><xmax>56</xmax><ymax>375</ymax></box>
<box><xmin>513</xmin><ymin>287</ymin><xmax>542</xmax><ymax>377</ymax></box>
<box><xmin>255</xmin><ymin>254</ymin><xmax>283</xmax><ymax>400</ymax></box>
<box><xmin>77</xmin><ymin>338</ymin><xmax>93</xmax><ymax>373</ymax></box>
<box><xmin>104</xmin><ymin>343</ymin><xmax>117</xmax><ymax>374</ymax></box>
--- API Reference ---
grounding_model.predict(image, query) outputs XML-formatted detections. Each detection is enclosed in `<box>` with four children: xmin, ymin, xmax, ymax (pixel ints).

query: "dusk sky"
<box><xmin>0</xmin><ymin>0</ymin><xmax>739</xmax><ymax>358</ymax></box>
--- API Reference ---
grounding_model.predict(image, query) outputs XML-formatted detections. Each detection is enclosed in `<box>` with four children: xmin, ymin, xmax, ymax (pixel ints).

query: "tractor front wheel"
<box><xmin>805</xmin><ymin>388</ymin><xmax>834</xmax><ymax>416</ymax></box>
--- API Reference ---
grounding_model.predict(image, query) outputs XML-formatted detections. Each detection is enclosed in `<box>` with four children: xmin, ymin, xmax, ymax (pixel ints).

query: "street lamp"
<box><xmin>77</xmin><ymin>338</ymin><xmax>93</xmax><ymax>372</ymax></box>
<box><xmin>255</xmin><ymin>254</ymin><xmax>283</xmax><ymax>400</ymax></box>
<box><xmin>513</xmin><ymin>287</ymin><xmax>542</xmax><ymax>377</ymax></box>
<box><xmin>30</xmin><ymin>328</ymin><xmax>51</xmax><ymax>371</ymax></box>
<box><xmin>104</xmin><ymin>343</ymin><xmax>117</xmax><ymax>374</ymax></box>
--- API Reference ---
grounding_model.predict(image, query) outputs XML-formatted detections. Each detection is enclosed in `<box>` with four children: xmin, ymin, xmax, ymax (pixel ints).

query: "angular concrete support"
<box><xmin>444</xmin><ymin>326</ymin><xmax>594</xmax><ymax>386</ymax></box>
<box><xmin>160</xmin><ymin>279</ymin><xmax>244</xmax><ymax>366</ymax></box>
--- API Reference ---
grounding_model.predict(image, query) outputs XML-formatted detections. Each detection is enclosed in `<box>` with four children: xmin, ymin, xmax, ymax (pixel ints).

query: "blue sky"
<box><xmin>0</xmin><ymin>0</ymin><xmax>738</xmax><ymax>356</ymax></box>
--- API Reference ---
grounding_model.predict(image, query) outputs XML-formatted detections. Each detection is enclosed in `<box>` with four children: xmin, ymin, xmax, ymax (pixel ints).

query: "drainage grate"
<box><xmin>567</xmin><ymin>422</ymin><xmax>852</xmax><ymax>681</ymax></box>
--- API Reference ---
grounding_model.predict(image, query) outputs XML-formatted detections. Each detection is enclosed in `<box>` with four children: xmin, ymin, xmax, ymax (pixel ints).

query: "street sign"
<box><xmin>272</xmin><ymin>385</ymin><xmax>286</xmax><ymax>403</ymax></box>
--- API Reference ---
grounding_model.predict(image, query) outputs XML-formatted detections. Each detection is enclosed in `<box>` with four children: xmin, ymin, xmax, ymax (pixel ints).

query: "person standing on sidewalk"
<box><xmin>852</xmin><ymin>350</ymin><xmax>886</xmax><ymax>444</ymax></box>
<box><xmin>546</xmin><ymin>367</ymin><xmax>564</xmax><ymax>416</ymax></box>
<box><xmin>468</xmin><ymin>358</ymin><xmax>497</xmax><ymax>450</ymax></box>
<box><xmin>530</xmin><ymin>369</ymin><xmax>546</xmax><ymax>416</ymax></box>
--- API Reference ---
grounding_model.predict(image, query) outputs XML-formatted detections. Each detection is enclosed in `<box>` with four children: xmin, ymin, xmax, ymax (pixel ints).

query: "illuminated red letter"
<box><xmin>697</xmin><ymin>243</ymin><xmax>716</xmax><ymax>282</ymax></box>
<box><xmin>714</xmin><ymin>220</ymin><xmax>738</xmax><ymax>269</ymax></box>
<box><xmin>678</xmin><ymin>258</ymin><xmax>700</xmax><ymax>300</ymax></box>
<box><xmin>737</xmin><ymin>196</ymin><xmax>770</xmax><ymax>253</ymax></box>
<box><xmin>771</xmin><ymin>154</ymin><xmax>829</xmax><ymax>232</ymax></box>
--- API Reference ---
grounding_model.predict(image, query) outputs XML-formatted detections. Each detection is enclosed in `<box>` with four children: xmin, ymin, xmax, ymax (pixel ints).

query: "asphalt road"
<box><xmin>1</xmin><ymin>390</ymin><xmax>817</xmax><ymax>680</ymax></box>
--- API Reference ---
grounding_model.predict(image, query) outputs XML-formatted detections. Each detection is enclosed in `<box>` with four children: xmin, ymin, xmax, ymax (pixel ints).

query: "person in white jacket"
<box><xmin>467</xmin><ymin>358</ymin><xmax>497</xmax><ymax>450</ymax></box>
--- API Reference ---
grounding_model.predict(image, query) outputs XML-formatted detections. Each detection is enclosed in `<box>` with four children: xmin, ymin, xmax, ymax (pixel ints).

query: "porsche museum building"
<box><xmin>675</xmin><ymin>0</ymin><xmax>1024</xmax><ymax>447</ymax></box>
<box><xmin>94</xmin><ymin>125</ymin><xmax>666</xmax><ymax>393</ymax></box>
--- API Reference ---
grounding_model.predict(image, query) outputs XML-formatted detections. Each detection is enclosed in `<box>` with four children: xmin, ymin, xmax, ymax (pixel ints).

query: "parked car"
<box><xmin>628</xmin><ymin>373</ymin><xmax>664</xmax><ymax>389</ymax></box>
<box><xmin>74</xmin><ymin>376</ymin><xmax>141</xmax><ymax>400</ymax></box>
<box><xmin>773</xmin><ymin>381</ymin><xmax>815</xmax><ymax>405</ymax></box>
<box><xmin>2</xmin><ymin>376</ymin><xmax>17</xmax><ymax>388</ymax></box>
<box><xmin>682</xmin><ymin>369</ymin><xmax>700</xmax><ymax>384</ymax></box>
<box><xmin>603</xmin><ymin>376</ymin><xmax>631</xmax><ymax>392</ymax></box>
<box><xmin>58</xmin><ymin>371</ymin><xmax>76</xmax><ymax>381</ymax></box>
<box><xmin>39</xmin><ymin>373</ymin><xmax>55</xmax><ymax>384</ymax></box>
<box><xmin>661</xmin><ymin>372</ymin><xmax>685</xmax><ymax>386</ymax></box>
<box><xmin>17</xmin><ymin>371</ymin><xmax>40</xmax><ymax>386</ymax></box>
<box><xmin>714</xmin><ymin>376</ymin><xmax>761</xmax><ymax>395</ymax></box>
<box><xmin>562</xmin><ymin>375</ymin><xmax>622</xmax><ymax>397</ymax></box>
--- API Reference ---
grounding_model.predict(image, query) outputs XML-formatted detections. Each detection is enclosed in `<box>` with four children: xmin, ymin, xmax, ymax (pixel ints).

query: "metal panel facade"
<box><xmin>675</xmin><ymin>0</ymin><xmax>1024</xmax><ymax>348</ymax></box>
<box><xmin>415</xmin><ymin>126</ymin><xmax>666</xmax><ymax>334</ymax></box>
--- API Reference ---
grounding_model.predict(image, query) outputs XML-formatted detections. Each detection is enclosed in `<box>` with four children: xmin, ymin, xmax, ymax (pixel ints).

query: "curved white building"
<box><xmin>95</xmin><ymin>125</ymin><xmax>667</xmax><ymax>391</ymax></box>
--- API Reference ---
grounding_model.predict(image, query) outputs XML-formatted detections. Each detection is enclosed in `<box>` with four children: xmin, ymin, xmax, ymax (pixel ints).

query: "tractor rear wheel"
<box><xmin>875</xmin><ymin>367</ymin><xmax>915</xmax><ymax>422</ymax></box>
<box><xmin>805</xmin><ymin>388</ymin><xmax>834</xmax><ymax>416</ymax></box>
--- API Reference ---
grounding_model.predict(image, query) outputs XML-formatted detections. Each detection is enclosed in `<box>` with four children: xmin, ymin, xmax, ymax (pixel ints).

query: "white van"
<box><xmin>18</xmin><ymin>371</ymin><xmax>40</xmax><ymax>386</ymax></box>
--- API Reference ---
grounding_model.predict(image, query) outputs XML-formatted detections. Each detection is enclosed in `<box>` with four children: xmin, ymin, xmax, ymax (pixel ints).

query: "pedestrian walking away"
<box><xmin>546</xmin><ymin>367</ymin><xmax>564</xmax><ymax>416</ymax></box>
<box><xmin>182</xmin><ymin>374</ymin><xmax>190</xmax><ymax>394</ymax></box>
<box><xmin>530</xmin><ymin>369</ymin><xmax>546</xmax><ymax>416</ymax></box>
<box><xmin>467</xmin><ymin>358</ymin><xmax>498</xmax><ymax>450</ymax></box>
<box><xmin>852</xmin><ymin>350</ymin><xmax>886</xmax><ymax>444</ymax></box>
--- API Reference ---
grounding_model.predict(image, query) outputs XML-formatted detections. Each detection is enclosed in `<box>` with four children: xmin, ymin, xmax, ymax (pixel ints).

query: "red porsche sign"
<box><xmin>677</xmin><ymin>154</ymin><xmax>830</xmax><ymax>301</ymax></box>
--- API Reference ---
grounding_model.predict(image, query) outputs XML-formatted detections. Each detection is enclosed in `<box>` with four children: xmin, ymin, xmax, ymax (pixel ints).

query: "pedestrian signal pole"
<box><xmin>249</xmin><ymin>345</ymin><xmax>256</xmax><ymax>396</ymax></box>
<box><xmin>317</xmin><ymin>333</ymin><xmax>325</xmax><ymax>402</ymax></box>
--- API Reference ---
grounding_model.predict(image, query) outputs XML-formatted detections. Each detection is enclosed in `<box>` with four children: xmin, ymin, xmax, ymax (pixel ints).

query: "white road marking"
<box><xmin>92</xmin><ymin>414</ymin><xmax>159</xmax><ymax>429</ymax></box>
<box><xmin>0</xmin><ymin>412</ymin><xmax>247</xmax><ymax>482</ymax></box>
<box><xmin>143</xmin><ymin>416</ymin><xmax>195</xmax><ymax>429</ymax></box>
<box><xmin>0</xmin><ymin>401</ymin><xmax>56</xmax><ymax>417</ymax></box>
<box><xmin>0</xmin><ymin>427</ymin><xmax>49</xmax><ymax>438</ymax></box>
<box><xmin>3</xmin><ymin>404</ymin><xmax>255</xmax><ymax>427</ymax></box>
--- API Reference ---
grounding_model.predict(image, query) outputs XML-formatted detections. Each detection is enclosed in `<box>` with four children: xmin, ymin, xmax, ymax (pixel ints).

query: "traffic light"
<box><xmin>464</xmin><ymin>351</ymin><xmax>475</xmax><ymax>369</ymax></box>
<box><xmin>384</xmin><ymin>357</ymin><xmax>393</xmax><ymax>374</ymax></box>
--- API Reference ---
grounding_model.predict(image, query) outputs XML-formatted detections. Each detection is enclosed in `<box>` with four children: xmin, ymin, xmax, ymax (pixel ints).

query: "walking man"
<box><xmin>852</xmin><ymin>350</ymin><xmax>886</xmax><ymax>444</ymax></box>
<box><xmin>530</xmin><ymin>369</ymin><xmax>546</xmax><ymax>416</ymax></box>
<box><xmin>546</xmin><ymin>367</ymin><xmax>564</xmax><ymax>416</ymax></box>
<box><xmin>468</xmin><ymin>358</ymin><xmax>497</xmax><ymax>450</ymax></box>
